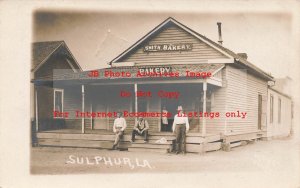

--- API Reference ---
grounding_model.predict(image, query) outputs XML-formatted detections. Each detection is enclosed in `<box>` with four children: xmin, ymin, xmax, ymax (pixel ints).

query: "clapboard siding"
<box><xmin>64</xmin><ymin>85</ymin><xmax>81</xmax><ymax>118</ymax></box>
<box><xmin>36</xmin><ymin>86</ymin><xmax>67</xmax><ymax>130</ymax></box>
<box><xmin>63</xmin><ymin>85</ymin><xmax>82</xmax><ymax>128</ymax></box>
<box><xmin>205</xmin><ymin>68</ymin><xmax>227</xmax><ymax>134</ymax></box>
<box><xmin>118</xmin><ymin>24</ymin><xmax>228</xmax><ymax>64</ymax></box>
<box><xmin>37</xmin><ymin>85</ymin><xmax>53</xmax><ymax>119</ymax></box>
<box><xmin>224</xmin><ymin>65</ymin><xmax>268</xmax><ymax>134</ymax></box>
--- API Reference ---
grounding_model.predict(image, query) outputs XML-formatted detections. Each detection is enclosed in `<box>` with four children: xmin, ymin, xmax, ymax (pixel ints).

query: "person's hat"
<box><xmin>177</xmin><ymin>106</ymin><xmax>183</xmax><ymax>111</ymax></box>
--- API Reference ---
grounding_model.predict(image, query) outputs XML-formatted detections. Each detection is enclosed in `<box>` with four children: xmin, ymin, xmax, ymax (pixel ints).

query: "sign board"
<box><xmin>138</xmin><ymin>67</ymin><xmax>172</xmax><ymax>74</ymax></box>
<box><xmin>143</xmin><ymin>43</ymin><xmax>193</xmax><ymax>52</ymax></box>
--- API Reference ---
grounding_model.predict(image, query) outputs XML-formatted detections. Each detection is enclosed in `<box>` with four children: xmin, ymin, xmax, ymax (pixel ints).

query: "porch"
<box><xmin>35</xmin><ymin>78</ymin><xmax>221</xmax><ymax>133</ymax></box>
<box><xmin>32</xmin><ymin>64</ymin><xmax>233</xmax><ymax>153</ymax></box>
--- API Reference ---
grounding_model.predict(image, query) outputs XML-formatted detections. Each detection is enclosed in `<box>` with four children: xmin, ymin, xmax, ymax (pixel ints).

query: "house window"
<box><xmin>278</xmin><ymin>98</ymin><xmax>281</xmax><ymax>123</ymax></box>
<box><xmin>270</xmin><ymin>95</ymin><xmax>274</xmax><ymax>123</ymax></box>
<box><xmin>54</xmin><ymin>89</ymin><xmax>64</xmax><ymax>118</ymax></box>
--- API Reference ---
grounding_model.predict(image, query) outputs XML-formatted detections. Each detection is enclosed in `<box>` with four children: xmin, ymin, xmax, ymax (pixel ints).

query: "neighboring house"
<box><xmin>267</xmin><ymin>77</ymin><xmax>293</xmax><ymax>139</ymax></box>
<box><xmin>31</xmin><ymin>17</ymin><xmax>292</xmax><ymax>153</ymax></box>
<box><xmin>31</xmin><ymin>41</ymin><xmax>82</xmax><ymax>131</ymax></box>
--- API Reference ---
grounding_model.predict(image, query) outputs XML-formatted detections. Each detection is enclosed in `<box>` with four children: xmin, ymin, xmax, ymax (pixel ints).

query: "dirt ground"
<box><xmin>31</xmin><ymin>136</ymin><xmax>300</xmax><ymax>187</ymax></box>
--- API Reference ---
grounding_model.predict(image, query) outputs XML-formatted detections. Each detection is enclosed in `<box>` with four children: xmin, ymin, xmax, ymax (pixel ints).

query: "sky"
<box><xmin>33</xmin><ymin>11</ymin><xmax>293</xmax><ymax>78</ymax></box>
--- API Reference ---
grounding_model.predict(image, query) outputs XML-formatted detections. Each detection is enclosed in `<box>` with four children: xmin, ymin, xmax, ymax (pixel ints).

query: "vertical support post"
<box><xmin>134</xmin><ymin>83</ymin><xmax>138</xmax><ymax>124</ymax></box>
<box><xmin>90</xmin><ymin>103</ymin><xmax>93</xmax><ymax>130</ymax></box>
<box><xmin>202</xmin><ymin>81</ymin><xmax>207</xmax><ymax>136</ymax></box>
<box><xmin>200</xmin><ymin>81</ymin><xmax>207</xmax><ymax>154</ymax></box>
<box><xmin>198</xmin><ymin>85</ymin><xmax>201</xmax><ymax>133</ymax></box>
<box><xmin>35</xmin><ymin>87</ymin><xmax>39</xmax><ymax>132</ymax></box>
<box><xmin>81</xmin><ymin>85</ymin><xmax>85</xmax><ymax>134</ymax></box>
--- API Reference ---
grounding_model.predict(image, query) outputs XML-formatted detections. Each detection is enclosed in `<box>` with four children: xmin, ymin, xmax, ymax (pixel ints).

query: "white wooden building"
<box><xmin>267</xmin><ymin>77</ymin><xmax>293</xmax><ymax>139</ymax></box>
<box><xmin>31</xmin><ymin>17</ymin><xmax>293</xmax><ymax>153</ymax></box>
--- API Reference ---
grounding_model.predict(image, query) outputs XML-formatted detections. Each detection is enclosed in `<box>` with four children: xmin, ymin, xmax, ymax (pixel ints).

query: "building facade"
<box><xmin>31</xmin><ymin>17</ymin><xmax>292</xmax><ymax>152</ymax></box>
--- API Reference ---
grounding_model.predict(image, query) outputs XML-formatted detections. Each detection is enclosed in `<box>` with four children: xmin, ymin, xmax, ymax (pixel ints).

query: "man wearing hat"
<box><xmin>131</xmin><ymin>117</ymin><xmax>149</xmax><ymax>143</ymax></box>
<box><xmin>112</xmin><ymin>112</ymin><xmax>127</xmax><ymax>150</ymax></box>
<box><xmin>172</xmin><ymin>106</ymin><xmax>189</xmax><ymax>154</ymax></box>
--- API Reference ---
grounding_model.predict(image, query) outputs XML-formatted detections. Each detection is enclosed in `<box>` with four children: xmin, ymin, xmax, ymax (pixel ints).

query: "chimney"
<box><xmin>237</xmin><ymin>53</ymin><xmax>248</xmax><ymax>60</ymax></box>
<box><xmin>217</xmin><ymin>22</ymin><xmax>223</xmax><ymax>45</ymax></box>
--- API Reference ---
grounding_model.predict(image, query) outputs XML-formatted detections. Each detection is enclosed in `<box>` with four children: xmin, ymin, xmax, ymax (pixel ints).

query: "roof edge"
<box><xmin>109</xmin><ymin>17</ymin><xmax>234</xmax><ymax>65</ymax></box>
<box><xmin>32</xmin><ymin>40</ymin><xmax>83</xmax><ymax>72</ymax></box>
<box><xmin>31</xmin><ymin>41</ymin><xmax>63</xmax><ymax>72</ymax></box>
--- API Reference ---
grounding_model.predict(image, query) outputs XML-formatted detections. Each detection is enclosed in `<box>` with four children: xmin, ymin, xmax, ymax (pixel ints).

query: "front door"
<box><xmin>161</xmin><ymin>98</ymin><xmax>179</xmax><ymax>132</ymax></box>
<box><xmin>93</xmin><ymin>103</ymin><xmax>108</xmax><ymax>130</ymax></box>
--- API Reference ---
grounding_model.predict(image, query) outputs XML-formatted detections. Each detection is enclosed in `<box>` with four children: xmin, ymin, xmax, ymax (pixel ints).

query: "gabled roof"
<box><xmin>109</xmin><ymin>17</ymin><xmax>273</xmax><ymax>81</ymax></box>
<box><xmin>31</xmin><ymin>40</ymin><xmax>82</xmax><ymax>72</ymax></box>
<box><xmin>191</xmin><ymin>30</ymin><xmax>274</xmax><ymax>81</ymax></box>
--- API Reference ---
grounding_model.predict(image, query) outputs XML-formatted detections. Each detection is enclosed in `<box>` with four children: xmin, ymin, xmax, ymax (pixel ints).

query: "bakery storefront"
<box><xmin>32</xmin><ymin>17</ymin><xmax>273</xmax><ymax>152</ymax></box>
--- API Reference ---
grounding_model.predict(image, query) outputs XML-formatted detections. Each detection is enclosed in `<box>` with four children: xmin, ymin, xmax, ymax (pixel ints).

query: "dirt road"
<box><xmin>31</xmin><ymin>137</ymin><xmax>300</xmax><ymax>187</ymax></box>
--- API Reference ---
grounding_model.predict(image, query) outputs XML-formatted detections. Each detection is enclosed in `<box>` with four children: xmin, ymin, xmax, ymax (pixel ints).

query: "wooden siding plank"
<box><xmin>224</xmin><ymin>65</ymin><xmax>268</xmax><ymax>134</ymax></box>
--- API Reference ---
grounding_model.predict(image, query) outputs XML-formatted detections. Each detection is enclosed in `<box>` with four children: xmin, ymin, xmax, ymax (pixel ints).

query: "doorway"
<box><xmin>161</xmin><ymin>98</ymin><xmax>179</xmax><ymax>132</ymax></box>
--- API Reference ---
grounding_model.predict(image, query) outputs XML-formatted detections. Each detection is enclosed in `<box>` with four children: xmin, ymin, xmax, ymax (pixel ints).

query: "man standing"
<box><xmin>131</xmin><ymin>117</ymin><xmax>149</xmax><ymax>143</ymax></box>
<box><xmin>112</xmin><ymin>112</ymin><xmax>127</xmax><ymax>150</ymax></box>
<box><xmin>172</xmin><ymin>106</ymin><xmax>189</xmax><ymax>154</ymax></box>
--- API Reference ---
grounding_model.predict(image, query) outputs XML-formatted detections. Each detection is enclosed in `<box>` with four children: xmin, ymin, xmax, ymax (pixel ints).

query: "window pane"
<box><xmin>55</xmin><ymin>91</ymin><xmax>63</xmax><ymax>112</ymax></box>
<box><xmin>270</xmin><ymin>95</ymin><xmax>273</xmax><ymax>123</ymax></box>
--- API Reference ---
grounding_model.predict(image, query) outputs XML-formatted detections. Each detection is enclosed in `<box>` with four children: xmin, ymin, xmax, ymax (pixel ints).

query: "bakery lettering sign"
<box><xmin>143</xmin><ymin>43</ymin><xmax>193</xmax><ymax>52</ymax></box>
<box><xmin>138</xmin><ymin>67</ymin><xmax>172</xmax><ymax>74</ymax></box>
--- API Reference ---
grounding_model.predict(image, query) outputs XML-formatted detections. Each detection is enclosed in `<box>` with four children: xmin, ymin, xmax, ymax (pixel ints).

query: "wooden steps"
<box><xmin>185</xmin><ymin>142</ymin><xmax>222</xmax><ymax>153</ymax></box>
<box><xmin>221</xmin><ymin>132</ymin><xmax>262</xmax><ymax>151</ymax></box>
<box><xmin>37</xmin><ymin>132</ymin><xmax>128</xmax><ymax>149</ymax></box>
<box><xmin>130</xmin><ymin>143</ymin><xmax>172</xmax><ymax>149</ymax></box>
<box><xmin>128</xmin><ymin>147</ymin><xmax>169</xmax><ymax>154</ymax></box>
<box><xmin>36</xmin><ymin>132</ymin><xmax>175</xmax><ymax>151</ymax></box>
<box><xmin>128</xmin><ymin>134</ymin><xmax>174</xmax><ymax>153</ymax></box>
<box><xmin>132</xmin><ymin>140</ymin><xmax>173</xmax><ymax>144</ymax></box>
<box><xmin>37</xmin><ymin>138</ymin><xmax>131</xmax><ymax>150</ymax></box>
<box><xmin>222</xmin><ymin>131</ymin><xmax>259</xmax><ymax>143</ymax></box>
<box><xmin>36</xmin><ymin>130</ymin><xmax>222</xmax><ymax>154</ymax></box>
<box><xmin>38</xmin><ymin>138</ymin><xmax>128</xmax><ymax>149</ymax></box>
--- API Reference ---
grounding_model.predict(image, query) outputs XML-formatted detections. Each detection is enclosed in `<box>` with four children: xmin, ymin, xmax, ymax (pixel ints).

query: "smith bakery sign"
<box><xmin>143</xmin><ymin>43</ymin><xmax>193</xmax><ymax>52</ymax></box>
